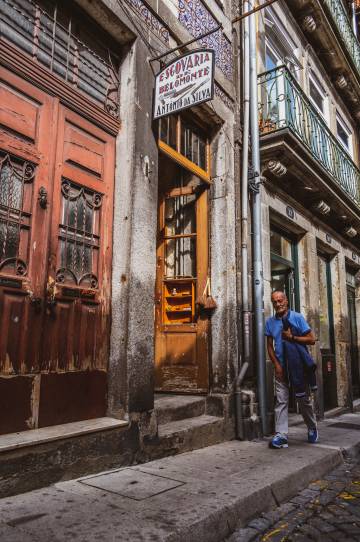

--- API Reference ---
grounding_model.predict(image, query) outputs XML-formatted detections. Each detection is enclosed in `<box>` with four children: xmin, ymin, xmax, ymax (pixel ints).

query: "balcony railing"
<box><xmin>323</xmin><ymin>0</ymin><xmax>360</xmax><ymax>79</ymax></box>
<box><xmin>258</xmin><ymin>66</ymin><xmax>360</xmax><ymax>207</ymax></box>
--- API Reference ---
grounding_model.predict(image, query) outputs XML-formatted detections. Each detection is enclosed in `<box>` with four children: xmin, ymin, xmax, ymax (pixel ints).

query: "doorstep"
<box><xmin>0</xmin><ymin>417</ymin><xmax>128</xmax><ymax>453</ymax></box>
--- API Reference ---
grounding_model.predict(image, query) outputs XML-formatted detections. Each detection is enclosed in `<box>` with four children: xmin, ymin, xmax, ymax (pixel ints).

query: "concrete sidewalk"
<box><xmin>1</xmin><ymin>412</ymin><xmax>360</xmax><ymax>542</ymax></box>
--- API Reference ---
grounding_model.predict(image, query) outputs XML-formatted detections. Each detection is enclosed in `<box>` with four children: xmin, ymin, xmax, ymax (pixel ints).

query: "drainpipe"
<box><xmin>235</xmin><ymin>0</ymin><xmax>250</xmax><ymax>440</ymax></box>
<box><xmin>351</xmin><ymin>1</ymin><xmax>358</xmax><ymax>37</ymax></box>
<box><xmin>249</xmin><ymin>5</ymin><xmax>268</xmax><ymax>436</ymax></box>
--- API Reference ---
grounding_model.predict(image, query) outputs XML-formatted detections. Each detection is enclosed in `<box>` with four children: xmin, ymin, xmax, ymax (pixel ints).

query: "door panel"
<box><xmin>155</xmin><ymin>161</ymin><xmax>209</xmax><ymax>393</ymax></box>
<box><xmin>39</xmin><ymin>106</ymin><xmax>114</xmax><ymax>426</ymax></box>
<box><xmin>0</xmin><ymin>67</ymin><xmax>115</xmax><ymax>434</ymax></box>
<box><xmin>0</xmin><ymin>69</ymin><xmax>56</xmax><ymax>433</ymax></box>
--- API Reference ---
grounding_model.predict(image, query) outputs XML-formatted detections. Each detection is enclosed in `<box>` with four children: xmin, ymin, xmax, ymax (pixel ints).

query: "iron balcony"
<box><xmin>258</xmin><ymin>66</ymin><xmax>360</xmax><ymax>241</ymax></box>
<box><xmin>323</xmin><ymin>0</ymin><xmax>360</xmax><ymax>80</ymax></box>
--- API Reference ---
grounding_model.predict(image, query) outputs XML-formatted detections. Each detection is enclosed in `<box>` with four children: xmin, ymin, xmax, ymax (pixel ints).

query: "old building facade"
<box><xmin>0</xmin><ymin>0</ymin><xmax>242</xmax><ymax>494</ymax></box>
<box><xmin>0</xmin><ymin>0</ymin><xmax>359</xmax><ymax>495</ymax></box>
<box><xmin>256</xmin><ymin>0</ymin><xmax>360</xmax><ymax>418</ymax></box>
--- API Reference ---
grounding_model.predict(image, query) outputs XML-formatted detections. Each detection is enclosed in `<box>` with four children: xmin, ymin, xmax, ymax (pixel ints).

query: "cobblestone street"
<box><xmin>228</xmin><ymin>454</ymin><xmax>360</xmax><ymax>542</ymax></box>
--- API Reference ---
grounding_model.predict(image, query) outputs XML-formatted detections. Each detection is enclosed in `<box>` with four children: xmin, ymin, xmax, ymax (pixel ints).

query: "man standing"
<box><xmin>266</xmin><ymin>290</ymin><xmax>318</xmax><ymax>449</ymax></box>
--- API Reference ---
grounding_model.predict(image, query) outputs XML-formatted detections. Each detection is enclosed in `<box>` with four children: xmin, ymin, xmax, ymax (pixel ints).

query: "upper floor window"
<box><xmin>309</xmin><ymin>72</ymin><xmax>329</xmax><ymax>124</ymax></box>
<box><xmin>158</xmin><ymin>115</ymin><xmax>210</xmax><ymax>183</ymax></box>
<box><xmin>309</xmin><ymin>77</ymin><xmax>325</xmax><ymax>114</ymax></box>
<box><xmin>336</xmin><ymin>113</ymin><xmax>353</xmax><ymax>155</ymax></box>
<box><xmin>0</xmin><ymin>0</ymin><xmax>120</xmax><ymax>117</ymax></box>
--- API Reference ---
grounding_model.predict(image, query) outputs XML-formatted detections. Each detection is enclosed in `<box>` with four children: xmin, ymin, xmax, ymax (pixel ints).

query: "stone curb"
<box><xmin>164</xmin><ymin>447</ymin><xmax>346</xmax><ymax>542</ymax></box>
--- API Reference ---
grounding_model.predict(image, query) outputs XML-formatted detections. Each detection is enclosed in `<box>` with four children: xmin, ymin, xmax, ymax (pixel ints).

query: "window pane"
<box><xmin>270</xmin><ymin>230</ymin><xmax>293</xmax><ymax>261</ymax></box>
<box><xmin>309</xmin><ymin>79</ymin><xmax>324</xmax><ymax>113</ymax></box>
<box><xmin>318</xmin><ymin>256</ymin><xmax>331</xmax><ymax>349</ymax></box>
<box><xmin>165</xmin><ymin>237</ymin><xmax>196</xmax><ymax>278</ymax></box>
<box><xmin>180</xmin><ymin>122</ymin><xmax>206</xmax><ymax>169</ymax></box>
<box><xmin>59</xmin><ymin>179</ymin><xmax>100</xmax><ymax>285</ymax></box>
<box><xmin>159</xmin><ymin>116</ymin><xmax>177</xmax><ymax>149</ymax></box>
<box><xmin>165</xmin><ymin>194</ymin><xmax>196</xmax><ymax>236</ymax></box>
<box><xmin>337</xmin><ymin>120</ymin><xmax>349</xmax><ymax>149</ymax></box>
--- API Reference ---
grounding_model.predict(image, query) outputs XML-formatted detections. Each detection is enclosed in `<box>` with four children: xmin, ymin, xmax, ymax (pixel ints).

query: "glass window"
<box><xmin>158</xmin><ymin>114</ymin><xmax>209</xmax><ymax>180</ymax></box>
<box><xmin>346</xmin><ymin>270</ymin><xmax>357</xmax><ymax>288</ymax></box>
<box><xmin>180</xmin><ymin>122</ymin><xmax>206</xmax><ymax>169</ymax></box>
<box><xmin>336</xmin><ymin>118</ymin><xmax>350</xmax><ymax>150</ymax></box>
<box><xmin>318</xmin><ymin>255</ymin><xmax>332</xmax><ymax>350</ymax></box>
<box><xmin>270</xmin><ymin>229</ymin><xmax>293</xmax><ymax>261</ymax></box>
<box><xmin>309</xmin><ymin>78</ymin><xmax>324</xmax><ymax>114</ymax></box>
<box><xmin>59</xmin><ymin>179</ymin><xmax>101</xmax><ymax>286</ymax></box>
<box><xmin>266</xmin><ymin>46</ymin><xmax>278</xmax><ymax>71</ymax></box>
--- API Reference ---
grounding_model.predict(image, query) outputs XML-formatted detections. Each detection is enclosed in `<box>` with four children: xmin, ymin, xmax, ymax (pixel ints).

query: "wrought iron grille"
<box><xmin>258</xmin><ymin>66</ymin><xmax>360</xmax><ymax>207</ymax></box>
<box><xmin>0</xmin><ymin>153</ymin><xmax>35</xmax><ymax>276</ymax></box>
<box><xmin>323</xmin><ymin>0</ymin><xmax>360</xmax><ymax>79</ymax></box>
<box><xmin>57</xmin><ymin>179</ymin><xmax>101</xmax><ymax>288</ymax></box>
<box><xmin>1</xmin><ymin>0</ymin><xmax>120</xmax><ymax>117</ymax></box>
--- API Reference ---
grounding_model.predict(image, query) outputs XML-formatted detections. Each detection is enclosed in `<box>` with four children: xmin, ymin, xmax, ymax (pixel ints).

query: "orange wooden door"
<box><xmin>38</xmin><ymin>106</ymin><xmax>115</xmax><ymax>427</ymax></box>
<box><xmin>0</xmin><ymin>68</ymin><xmax>115</xmax><ymax>433</ymax></box>
<box><xmin>155</xmin><ymin>161</ymin><xmax>209</xmax><ymax>393</ymax></box>
<box><xmin>0</xmin><ymin>68</ymin><xmax>57</xmax><ymax>433</ymax></box>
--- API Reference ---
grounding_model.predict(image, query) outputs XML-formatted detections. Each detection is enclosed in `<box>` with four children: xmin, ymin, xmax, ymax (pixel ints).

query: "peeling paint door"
<box><xmin>38</xmin><ymin>105</ymin><xmax>115</xmax><ymax>427</ymax></box>
<box><xmin>155</xmin><ymin>158</ymin><xmax>209</xmax><ymax>393</ymax></box>
<box><xmin>0</xmin><ymin>68</ymin><xmax>115</xmax><ymax>434</ymax></box>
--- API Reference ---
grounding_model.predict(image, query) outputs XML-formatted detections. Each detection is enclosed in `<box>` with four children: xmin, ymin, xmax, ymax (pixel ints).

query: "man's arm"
<box><xmin>267</xmin><ymin>336</ymin><xmax>285</xmax><ymax>381</ymax></box>
<box><xmin>282</xmin><ymin>328</ymin><xmax>316</xmax><ymax>345</ymax></box>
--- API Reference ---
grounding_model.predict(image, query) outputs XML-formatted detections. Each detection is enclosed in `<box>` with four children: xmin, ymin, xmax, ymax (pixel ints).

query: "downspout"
<box><xmin>235</xmin><ymin>0</ymin><xmax>250</xmax><ymax>440</ymax></box>
<box><xmin>249</xmin><ymin>5</ymin><xmax>268</xmax><ymax>435</ymax></box>
<box><xmin>351</xmin><ymin>1</ymin><xmax>358</xmax><ymax>37</ymax></box>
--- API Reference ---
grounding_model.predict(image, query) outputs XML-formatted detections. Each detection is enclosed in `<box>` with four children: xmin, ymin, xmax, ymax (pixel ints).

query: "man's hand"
<box><xmin>274</xmin><ymin>363</ymin><xmax>285</xmax><ymax>382</ymax></box>
<box><xmin>282</xmin><ymin>328</ymin><xmax>293</xmax><ymax>341</ymax></box>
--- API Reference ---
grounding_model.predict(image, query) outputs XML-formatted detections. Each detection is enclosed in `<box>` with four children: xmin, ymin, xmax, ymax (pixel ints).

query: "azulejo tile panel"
<box><xmin>178</xmin><ymin>0</ymin><xmax>233</xmax><ymax>80</ymax></box>
<box><xmin>125</xmin><ymin>0</ymin><xmax>170</xmax><ymax>44</ymax></box>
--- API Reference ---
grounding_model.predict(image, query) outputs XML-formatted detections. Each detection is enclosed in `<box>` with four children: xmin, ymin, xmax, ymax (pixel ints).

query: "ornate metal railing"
<box><xmin>258</xmin><ymin>66</ymin><xmax>360</xmax><ymax>207</ymax></box>
<box><xmin>323</xmin><ymin>0</ymin><xmax>360</xmax><ymax>80</ymax></box>
<box><xmin>0</xmin><ymin>0</ymin><xmax>119</xmax><ymax>117</ymax></box>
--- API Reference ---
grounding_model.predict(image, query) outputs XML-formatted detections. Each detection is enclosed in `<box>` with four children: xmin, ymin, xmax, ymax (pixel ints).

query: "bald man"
<box><xmin>266</xmin><ymin>290</ymin><xmax>318</xmax><ymax>449</ymax></box>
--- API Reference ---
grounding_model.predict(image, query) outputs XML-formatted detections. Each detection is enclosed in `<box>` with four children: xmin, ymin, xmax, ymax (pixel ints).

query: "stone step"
<box><xmin>143</xmin><ymin>415</ymin><xmax>228</xmax><ymax>461</ymax></box>
<box><xmin>154</xmin><ymin>394</ymin><xmax>206</xmax><ymax>425</ymax></box>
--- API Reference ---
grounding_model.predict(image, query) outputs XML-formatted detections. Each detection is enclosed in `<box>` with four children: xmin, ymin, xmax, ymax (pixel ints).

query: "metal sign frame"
<box><xmin>153</xmin><ymin>49</ymin><xmax>215</xmax><ymax>120</ymax></box>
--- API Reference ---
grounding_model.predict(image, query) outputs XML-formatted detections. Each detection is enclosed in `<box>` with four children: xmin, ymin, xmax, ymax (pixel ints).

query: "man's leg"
<box><xmin>297</xmin><ymin>392</ymin><xmax>317</xmax><ymax>430</ymax></box>
<box><xmin>275</xmin><ymin>379</ymin><xmax>289</xmax><ymax>435</ymax></box>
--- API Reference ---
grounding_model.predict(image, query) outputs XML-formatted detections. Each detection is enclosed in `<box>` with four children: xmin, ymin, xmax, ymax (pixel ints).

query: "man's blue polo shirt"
<box><xmin>265</xmin><ymin>310</ymin><xmax>311</xmax><ymax>366</ymax></box>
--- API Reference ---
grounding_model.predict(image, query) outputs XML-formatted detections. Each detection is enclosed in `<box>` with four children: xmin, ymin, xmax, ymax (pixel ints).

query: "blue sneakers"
<box><xmin>308</xmin><ymin>428</ymin><xmax>319</xmax><ymax>443</ymax></box>
<box><xmin>269</xmin><ymin>433</ymin><xmax>288</xmax><ymax>449</ymax></box>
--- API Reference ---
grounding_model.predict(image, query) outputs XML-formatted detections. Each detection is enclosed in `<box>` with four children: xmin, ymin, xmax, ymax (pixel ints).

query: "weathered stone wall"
<box><xmin>262</xmin><ymin>183</ymin><xmax>360</xmax><ymax>415</ymax></box>
<box><xmin>72</xmin><ymin>0</ymin><xmax>239</xmax><ymax>426</ymax></box>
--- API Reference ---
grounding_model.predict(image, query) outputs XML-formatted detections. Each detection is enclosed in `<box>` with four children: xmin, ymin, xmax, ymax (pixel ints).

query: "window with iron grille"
<box><xmin>1</xmin><ymin>0</ymin><xmax>120</xmax><ymax>117</ymax></box>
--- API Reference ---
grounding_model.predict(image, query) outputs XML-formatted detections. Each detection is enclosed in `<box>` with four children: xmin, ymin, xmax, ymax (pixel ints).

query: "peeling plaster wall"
<box><xmin>76</xmin><ymin>0</ymin><xmax>240</xmax><ymax>422</ymax></box>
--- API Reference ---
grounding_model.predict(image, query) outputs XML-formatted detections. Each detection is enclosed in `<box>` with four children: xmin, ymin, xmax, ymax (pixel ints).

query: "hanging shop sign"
<box><xmin>153</xmin><ymin>49</ymin><xmax>215</xmax><ymax>120</ymax></box>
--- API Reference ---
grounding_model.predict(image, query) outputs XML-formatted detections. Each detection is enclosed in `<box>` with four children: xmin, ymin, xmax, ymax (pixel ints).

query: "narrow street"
<box><xmin>228</xmin><ymin>456</ymin><xmax>360</xmax><ymax>542</ymax></box>
<box><xmin>1</xmin><ymin>413</ymin><xmax>360</xmax><ymax>542</ymax></box>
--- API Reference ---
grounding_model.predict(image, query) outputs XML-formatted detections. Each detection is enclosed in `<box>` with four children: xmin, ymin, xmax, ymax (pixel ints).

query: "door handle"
<box><xmin>45</xmin><ymin>277</ymin><xmax>57</xmax><ymax>316</ymax></box>
<box><xmin>38</xmin><ymin>186</ymin><xmax>48</xmax><ymax>209</ymax></box>
<box><xmin>29</xmin><ymin>293</ymin><xmax>42</xmax><ymax>313</ymax></box>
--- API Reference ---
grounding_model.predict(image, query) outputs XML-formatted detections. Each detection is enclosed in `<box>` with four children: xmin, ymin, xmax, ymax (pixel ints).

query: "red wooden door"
<box><xmin>39</xmin><ymin>106</ymin><xmax>115</xmax><ymax>427</ymax></box>
<box><xmin>0</xmin><ymin>69</ymin><xmax>57</xmax><ymax>433</ymax></box>
<box><xmin>0</xmin><ymin>68</ymin><xmax>115</xmax><ymax>434</ymax></box>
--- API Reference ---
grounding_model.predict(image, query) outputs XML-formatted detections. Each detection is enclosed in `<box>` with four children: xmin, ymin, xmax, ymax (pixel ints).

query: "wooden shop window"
<box><xmin>158</xmin><ymin>115</ymin><xmax>211</xmax><ymax>183</ymax></box>
<box><xmin>162</xmin><ymin>181</ymin><xmax>198</xmax><ymax>325</ymax></box>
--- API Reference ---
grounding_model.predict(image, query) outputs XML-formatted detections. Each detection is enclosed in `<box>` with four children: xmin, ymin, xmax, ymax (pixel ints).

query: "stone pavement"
<box><xmin>228</xmin><ymin>456</ymin><xmax>360</xmax><ymax>541</ymax></box>
<box><xmin>1</xmin><ymin>412</ymin><xmax>360</xmax><ymax>542</ymax></box>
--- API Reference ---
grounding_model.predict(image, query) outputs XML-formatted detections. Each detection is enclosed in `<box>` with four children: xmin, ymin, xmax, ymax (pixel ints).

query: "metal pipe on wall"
<box><xmin>249</xmin><ymin>3</ymin><xmax>268</xmax><ymax>436</ymax></box>
<box><xmin>235</xmin><ymin>0</ymin><xmax>251</xmax><ymax>440</ymax></box>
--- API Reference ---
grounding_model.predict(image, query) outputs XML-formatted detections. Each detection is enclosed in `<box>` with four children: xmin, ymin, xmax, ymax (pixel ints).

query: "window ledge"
<box><xmin>0</xmin><ymin>417</ymin><xmax>129</xmax><ymax>454</ymax></box>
